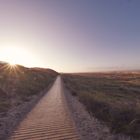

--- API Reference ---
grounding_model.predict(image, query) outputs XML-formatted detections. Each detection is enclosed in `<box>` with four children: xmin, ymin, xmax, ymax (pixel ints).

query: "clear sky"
<box><xmin>0</xmin><ymin>0</ymin><xmax>140</xmax><ymax>72</ymax></box>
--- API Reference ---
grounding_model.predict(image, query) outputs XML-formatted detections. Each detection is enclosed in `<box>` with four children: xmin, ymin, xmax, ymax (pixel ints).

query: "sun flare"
<box><xmin>0</xmin><ymin>46</ymin><xmax>35</xmax><ymax>67</ymax></box>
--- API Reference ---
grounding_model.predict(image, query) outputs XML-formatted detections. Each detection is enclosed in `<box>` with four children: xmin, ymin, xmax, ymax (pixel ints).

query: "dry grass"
<box><xmin>0</xmin><ymin>62</ymin><xmax>58</xmax><ymax>113</ymax></box>
<box><xmin>62</xmin><ymin>72</ymin><xmax>140</xmax><ymax>139</ymax></box>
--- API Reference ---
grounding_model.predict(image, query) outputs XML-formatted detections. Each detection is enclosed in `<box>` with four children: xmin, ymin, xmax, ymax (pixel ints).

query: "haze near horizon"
<box><xmin>0</xmin><ymin>0</ymin><xmax>140</xmax><ymax>72</ymax></box>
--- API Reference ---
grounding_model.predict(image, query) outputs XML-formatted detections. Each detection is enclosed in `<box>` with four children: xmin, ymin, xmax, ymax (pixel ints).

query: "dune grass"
<box><xmin>62</xmin><ymin>73</ymin><xmax>140</xmax><ymax>139</ymax></box>
<box><xmin>0</xmin><ymin>63</ymin><xmax>58</xmax><ymax>113</ymax></box>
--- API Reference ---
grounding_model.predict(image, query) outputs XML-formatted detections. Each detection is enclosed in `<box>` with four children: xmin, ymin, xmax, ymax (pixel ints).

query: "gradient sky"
<box><xmin>0</xmin><ymin>0</ymin><xmax>140</xmax><ymax>72</ymax></box>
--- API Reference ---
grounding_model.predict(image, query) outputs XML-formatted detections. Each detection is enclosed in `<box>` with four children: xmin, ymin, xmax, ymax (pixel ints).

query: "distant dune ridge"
<box><xmin>0</xmin><ymin>61</ymin><xmax>58</xmax><ymax>105</ymax></box>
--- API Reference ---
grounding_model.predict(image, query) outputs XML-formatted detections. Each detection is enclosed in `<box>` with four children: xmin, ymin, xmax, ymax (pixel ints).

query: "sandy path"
<box><xmin>8</xmin><ymin>76</ymin><xmax>80</xmax><ymax>140</ymax></box>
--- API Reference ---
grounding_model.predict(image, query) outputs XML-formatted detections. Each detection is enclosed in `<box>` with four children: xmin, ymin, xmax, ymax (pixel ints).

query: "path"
<box><xmin>9</xmin><ymin>76</ymin><xmax>80</xmax><ymax>140</ymax></box>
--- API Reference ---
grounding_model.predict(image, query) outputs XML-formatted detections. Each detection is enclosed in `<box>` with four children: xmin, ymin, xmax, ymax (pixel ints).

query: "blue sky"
<box><xmin>0</xmin><ymin>0</ymin><xmax>140</xmax><ymax>72</ymax></box>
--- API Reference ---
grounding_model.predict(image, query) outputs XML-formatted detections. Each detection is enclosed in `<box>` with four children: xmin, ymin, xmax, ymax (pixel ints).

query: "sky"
<box><xmin>0</xmin><ymin>0</ymin><xmax>140</xmax><ymax>72</ymax></box>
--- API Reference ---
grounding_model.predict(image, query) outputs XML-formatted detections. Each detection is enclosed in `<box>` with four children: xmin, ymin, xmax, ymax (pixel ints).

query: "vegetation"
<box><xmin>62</xmin><ymin>72</ymin><xmax>140</xmax><ymax>139</ymax></box>
<box><xmin>0</xmin><ymin>62</ymin><xmax>58</xmax><ymax>113</ymax></box>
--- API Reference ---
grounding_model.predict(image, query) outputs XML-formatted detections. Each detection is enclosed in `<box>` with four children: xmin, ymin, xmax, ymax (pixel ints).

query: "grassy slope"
<box><xmin>62</xmin><ymin>72</ymin><xmax>140</xmax><ymax>139</ymax></box>
<box><xmin>0</xmin><ymin>62</ymin><xmax>58</xmax><ymax>114</ymax></box>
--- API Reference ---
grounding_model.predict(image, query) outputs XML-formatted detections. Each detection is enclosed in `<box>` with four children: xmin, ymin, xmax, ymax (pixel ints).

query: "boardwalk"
<box><xmin>9</xmin><ymin>76</ymin><xmax>80</xmax><ymax>140</ymax></box>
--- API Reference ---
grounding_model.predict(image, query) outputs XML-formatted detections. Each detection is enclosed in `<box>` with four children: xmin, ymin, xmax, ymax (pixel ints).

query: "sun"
<box><xmin>0</xmin><ymin>47</ymin><xmax>21</xmax><ymax>64</ymax></box>
<box><xmin>8</xmin><ymin>61</ymin><xmax>17</xmax><ymax>66</ymax></box>
<box><xmin>0</xmin><ymin>46</ymin><xmax>31</xmax><ymax>66</ymax></box>
<box><xmin>0</xmin><ymin>41</ymin><xmax>42</xmax><ymax>68</ymax></box>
